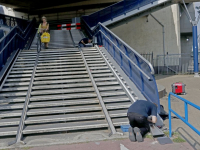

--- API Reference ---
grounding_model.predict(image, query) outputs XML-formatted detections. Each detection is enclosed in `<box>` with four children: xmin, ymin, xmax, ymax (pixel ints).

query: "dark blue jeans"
<box><xmin>79</xmin><ymin>43</ymin><xmax>85</xmax><ymax>47</ymax></box>
<box><xmin>127</xmin><ymin>112</ymin><xmax>150</xmax><ymax>136</ymax></box>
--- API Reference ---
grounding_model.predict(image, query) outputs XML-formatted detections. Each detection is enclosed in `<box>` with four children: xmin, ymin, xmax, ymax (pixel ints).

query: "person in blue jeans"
<box><xmin>79</xmin><ymin>38</ymin><xmax>92</xmax><ymax>47</ymax></box>
<box><xmin>127</xmin><ymin>100</ymin><xmax>157</xmax><ymax>142</ymax></box>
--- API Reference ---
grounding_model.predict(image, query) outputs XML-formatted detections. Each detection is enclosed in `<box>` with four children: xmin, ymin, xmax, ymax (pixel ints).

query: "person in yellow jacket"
<box><xmin>38</xmin><ymin>16</ymin><xmax>49</xmax><ymax>49</ymax></box>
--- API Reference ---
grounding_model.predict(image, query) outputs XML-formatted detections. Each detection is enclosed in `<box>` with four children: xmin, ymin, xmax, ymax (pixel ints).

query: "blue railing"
<box><xmin>0</xmin><ymin>17</ymin><xmax>36</xmax><ymax>71</ymax></box>
<box><xmin>0</xmin><ymin>14</ymin><xmax>29</xmax><ymax>30</ymax></box>
<box><xmin>83</xmin><ymin>0</ymin><xmax>158</xmax><ymax>28</ymax></box>
<box><xmin>168</xmin><ymin>92</ymin><xmax>200</xmax><ymax>137</ymax></box>
<box><xmin>82</xmin><ymin>19</ymin><xmax>160</xmax><ymax>112</ymax></box>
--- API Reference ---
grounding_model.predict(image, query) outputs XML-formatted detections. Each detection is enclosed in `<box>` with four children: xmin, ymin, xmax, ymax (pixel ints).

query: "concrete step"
<box><xmin>31</xmin><ymin>87</ymin><xmax>95</xmax><ymax>96</ymax></box>
<box><xmin>37</xmin><ymin>61</ymin><xmax>83</xmax><ymax>66</ymax></box>
<box><xmin>0</xmin><ymin>97</ymin><xmax>25</xmax><ymax>103</ymax></box>
<box><xmin>35</xmin><ymin>71</ymin><xmax>88</xmax><ymax>77</ymax></box>
<box><xmin>32</xmin><ymin>83</ymin><xmax>93</xmax><ymax>90</ymax></box>
<box><xmin>22</xmin><ymin>120</ymin><xmax>108</xmax><ymax>135</ymax></box>
<box><xmin>35</xmin><ymin>68</ymin><xmax>86</xmax><ymax>73</ymax></box>
<box><xmin>29</xmin><ymin>93</ymin><xmax>97</xmax><ymax>102</ymax></box>
<box><xmin>33</xmin><ymin>79</ymin><xmax>91</xmax><ymax>85</ymax></box>
<box><xmin>34</xmin><ymin>74</ymin><xmax>89</xmax><ymax>81</ymax></box>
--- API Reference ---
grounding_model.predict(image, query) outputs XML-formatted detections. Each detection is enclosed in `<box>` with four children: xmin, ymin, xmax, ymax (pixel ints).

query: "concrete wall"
<box><xmin>111</xmin><ymin>4</ymin><xmax>181</xmax><ymax>58</ymax></box>
<box><xmin>181</xmin><ymin>34</ymin><xmax>193</xmax><ymax>54</ymax></box>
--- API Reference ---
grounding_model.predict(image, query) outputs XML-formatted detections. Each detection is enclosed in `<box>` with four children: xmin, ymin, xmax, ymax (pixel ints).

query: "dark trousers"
<box><xmin>127</xmin><ymin>112</ymin><xmax>150</xmax><ymax>136</ymax></box>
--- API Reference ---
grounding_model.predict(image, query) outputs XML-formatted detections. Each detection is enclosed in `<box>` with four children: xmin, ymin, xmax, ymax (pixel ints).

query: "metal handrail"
<box><xmin>168</xmin><ymin>92</ymin><xmax>200</xmax><ymax>137</ymax></box>
<box><xmin>83</xmin><ymin>0</ymin><xmax>122</xmax><ymax>17</ymax></box>
<box><xmin>99</xmin><ymin>22</ymin><xmax>155</xmax><ymax>74</ymax></box>
<box><xmin>95</xmin><ymin>45</ymin><xmax>136</xmax><ymax>103</ymax></box>
<box><xmin>82</xmin><ymin>17</ymin><xmax>160</xmax><ymax>112</ymax></box>
<box><xmin>82</xmin><ymin>18</ymin><xmax>155</xmax><ymax>75</ymax></box>
<box><xmin>14</xmin><ymin>52</ymin><xmax>40</xmax><ymax>145</ymax></box>
<box><xmin>83</xmin><ymin>0</ymin><xmax>159</xmax><ymax>28</ymax></box>
<box><xmin>0</xmin><ymin>49</ymin><xmax>21</xmax><ymax>91</ymax></box>
<box><xmin>0</xmin><ymin>14</ymin><xmax>28</xmax><ymax>21</ymax></box>
<box><xmin>0</xmin><ymin>17</ymin><xmax>36</xmax><ymax>76</ymax></box>
<box><xmin>99</xmin><ymin>31</ymin><xmax>152</xmax><ymax>80</ymax></box>
<box><xmin>0</xmin><ymin>18</ymin><xmax>36</xmax><ymax>48</ymax></box>
<box><xmin>0</xmin><ymin>33</ymin><xmax>25</xmax><ymax>54</ymax></box>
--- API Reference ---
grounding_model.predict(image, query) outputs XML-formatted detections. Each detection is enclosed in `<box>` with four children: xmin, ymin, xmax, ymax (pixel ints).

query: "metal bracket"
<box><xmin>192</xmin><ymin>21</ymin><xmax>198</xmax><ymax>26</ymax></box>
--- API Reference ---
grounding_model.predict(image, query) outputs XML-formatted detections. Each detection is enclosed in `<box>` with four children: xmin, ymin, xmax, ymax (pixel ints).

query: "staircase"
<box><xmin>0</xmin><ymin>47</ymin><xmax>136</xmax><ymax>138</ymax></box>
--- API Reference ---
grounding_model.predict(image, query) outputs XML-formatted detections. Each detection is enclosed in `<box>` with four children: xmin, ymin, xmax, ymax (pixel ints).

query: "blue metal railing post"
<box><xmin>168</xmin><ymin>92</ymin><xmax>200</xmax><ymax>137</ymax></box>
<box><xmin>168</xmin><ymin>94</ymin><xmax>172</xmax><ymax>137</ymax></box>
<box><xmin>185</xmin><ymin>102</ymin><xmax>188</xmax><ymax>122</ymax></box>
<box><xmin>192</xmin><ymin>25</ymin><xmax>199</xmax><ymax>76</ymax></box>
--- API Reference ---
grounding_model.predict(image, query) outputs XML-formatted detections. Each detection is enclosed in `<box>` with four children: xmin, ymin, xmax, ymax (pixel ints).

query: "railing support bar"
<box><xmin>9</xmin><ymin>51</ymin><xmax>40</xmax><ymax>146</ymax></box>
<box><xmin>80</xmin><ymin>47</ymin><xmax>117</xmax><ymax>136</ymax></box>
<box><xmin>95</xmin><ymin>45</ymin><xmax>136</xmax><ymax>103</ymax></box>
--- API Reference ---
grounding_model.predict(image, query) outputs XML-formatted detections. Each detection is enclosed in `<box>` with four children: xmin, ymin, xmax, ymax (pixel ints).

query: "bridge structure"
<box><xmin>0</xmin><ymin>0</ymin><xmax>199</xmax><ymax>146</ymax></box>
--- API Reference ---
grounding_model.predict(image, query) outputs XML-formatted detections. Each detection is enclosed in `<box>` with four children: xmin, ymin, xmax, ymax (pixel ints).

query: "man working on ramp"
<box><xmin>127</xmin><ymin>100</ymin><xmax>157</xmax><ymax>142</ymax></box>
<box><xmin>79</xmin><ymin>38</ymin><xmax>92</xmax><ymax>47</ymax></box>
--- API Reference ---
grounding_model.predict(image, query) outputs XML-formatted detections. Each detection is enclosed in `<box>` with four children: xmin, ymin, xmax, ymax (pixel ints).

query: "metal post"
<box><xmin>150</xmin><ymin>14</ymin><xmax>165</xmax><ymax>67</ymax></box>
<box><xmin>193</xmin><ymin>25</ymin><xmax>199</xmax><ymax>77</ymax></box>
<box><xmin>168</xmin><ymin>94</ymin><xmax>172</xmax><ymax>137</ymax></box>
<box><xmin>181</xmin><ymin>0</ymin><xmax>199</xmax><ymax>77</ymax></box>
<box><xmin>184</xmin><ymin>102</ymin><xmax>188</xmax><ymax>122</ymax></box>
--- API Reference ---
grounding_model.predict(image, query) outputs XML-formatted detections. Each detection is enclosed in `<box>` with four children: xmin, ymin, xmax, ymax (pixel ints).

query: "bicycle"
<box><xmin>37</xmin><ymin>32</ymin><xmax>41</xmax><ymax>53</ymax></box>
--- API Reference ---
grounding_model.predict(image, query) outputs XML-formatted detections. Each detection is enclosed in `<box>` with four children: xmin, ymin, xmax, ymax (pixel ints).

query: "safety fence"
<box><xmin>0</xmin><ymin>14</ymin><xmax>29</xmax><ymax>30</ymax></box>
<box><xmin>155</xmin><ymin>53</ymin><xmax>198</xmax><ymax>74</ymax></box>
<box><xmin>82</xmin><ymin>19</ymin><xmax>160</xmax><ymax>112</ymax></box>
<box><xmin>0</xmin><ymin>17</ymin><xmax>36</xmax><ymax>72</ymax></box>
<box><xmin>168</xmin><ymin>92</ymin><xmax>200</xmax><ymax>137</ymax></box>
<box><xmin>82</xmin><ymin>0</ymin><xmax>158</xmax><ymax>28</ymax></box>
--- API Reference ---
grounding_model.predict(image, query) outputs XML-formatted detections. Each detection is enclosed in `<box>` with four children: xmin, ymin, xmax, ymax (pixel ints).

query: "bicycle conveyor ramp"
<box><xmin>0</xmin><ymin>46</ymin><xmax>137</xmax><ymax>143</ymax></box>
<box><xmin>70</xmin><ymin>29</ymin><xmax>85</xmax><ymax>47</ymax></box>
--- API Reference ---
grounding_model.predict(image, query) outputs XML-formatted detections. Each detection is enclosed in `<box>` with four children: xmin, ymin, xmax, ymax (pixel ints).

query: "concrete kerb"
<box><xmin>0</xmin><ymin>131</ymin><xmax>129</xmax><ymax>150</ymax></box>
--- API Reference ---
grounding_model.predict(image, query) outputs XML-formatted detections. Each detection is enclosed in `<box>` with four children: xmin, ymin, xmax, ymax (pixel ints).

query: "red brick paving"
<box><xmin>29</xmin><ymin>138</ymin><xmax>193</xmax><ymax>150</ymax></box>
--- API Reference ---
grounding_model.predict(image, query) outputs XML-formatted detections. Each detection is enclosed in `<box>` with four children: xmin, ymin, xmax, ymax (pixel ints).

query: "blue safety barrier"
<box><xmin>82</xmin><ymin>0</ymin><xmax>158</xmax><ymax>28</ymax></box>
<box><xmin>0</xmin><ymin>14</ymin><xmax>29</xmax><ymax>30</ymax></box>
<box><xmin>168</xmin><ymin>92</ymin><xmax>200</xmax><ymax>137</ymax></box>
<box><xmin>82</xmin><ymin>19</ymin><xmax>160</xmax><ymax>112</ymax></box>
<box><xmin>0</xmin><ymin>17</ymin><xmax>36</xmax><ymax>72</ymax></box>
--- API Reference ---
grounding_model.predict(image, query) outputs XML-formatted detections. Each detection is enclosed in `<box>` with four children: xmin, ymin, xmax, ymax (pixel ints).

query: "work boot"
<box><xmin>128</xmin><ymin>127</ymin><xmax>136</xmax><ymax>142</ymax></box>
<box><xmin>134</xmin><ymin>127</ymin><xmax>143</xmax><ymax>142</ymax></box>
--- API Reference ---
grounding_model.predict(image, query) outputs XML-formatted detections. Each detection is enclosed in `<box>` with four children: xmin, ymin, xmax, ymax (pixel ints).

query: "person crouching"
<box><xmin>127</xmin><ymin>100</ymin><xmax>157</xmax><ymax>142</ymax></box>
<box><xmin>78</xmin><ymin>38</ymin><xmax>92</xmax><ymax>47</ymax></box>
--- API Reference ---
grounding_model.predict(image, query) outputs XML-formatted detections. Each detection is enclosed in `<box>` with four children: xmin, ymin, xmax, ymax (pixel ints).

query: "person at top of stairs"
<box><xmin>38</xmin><ymin>16</ymin><xmax>50</xmax><ymax>49</ymax></box>
<box><xmin>127</xmin><ymin>100</ymin><xmax>157</xmax><ymax>142</ymax></box>
<box><xmin>78</xmin><ymin>37</ymin><xmax>92</xmax><ymax>47</ymax></box>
